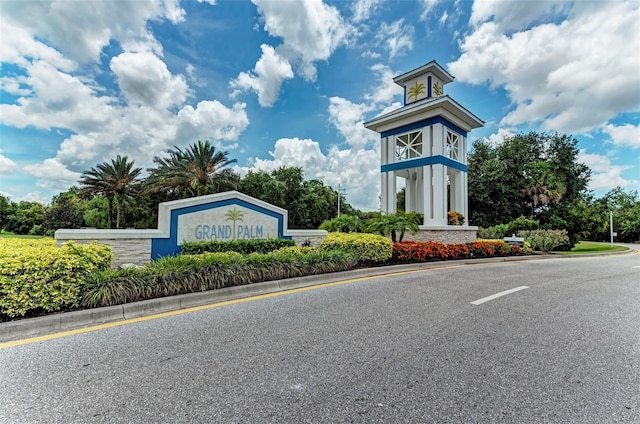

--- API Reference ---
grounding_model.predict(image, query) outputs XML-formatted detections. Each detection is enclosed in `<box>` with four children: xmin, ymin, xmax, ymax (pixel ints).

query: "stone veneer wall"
<box><xmin>288</xmin><ymin>230</ymin><xmax>328</xmax><ymax>248</ymax></box>
<box><xmin>403</xmin><ymin>226</ymin><xmax>478</xmax><ymax>244</ymax></box>
<box><xmin>56</xmin><ymin>237</ymin><xmax>153</xmax><ymax>269</ymax></box>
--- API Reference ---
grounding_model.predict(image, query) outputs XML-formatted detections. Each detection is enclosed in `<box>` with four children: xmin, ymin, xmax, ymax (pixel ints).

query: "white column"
<box><xmin>387</xmin><ymin>173</ymin><xmax>397</xmax><ymax>213</ymax></box>
<box><xmin>431</xmin><ymin>124</ymin><xmax>447</xmax><ymax>225</ymax></box>
<box><xmin>462</xmin><ymin>171</ymin><xmax>469</xmax><ymax>225</ymax></box>
<box><xmin>452</xmin><ymin>170</ymin><xmax>465</xmax><ymax>215</ymax></box>
<box><xmin>432</xmin><ymin>164</ymin><xmax>447</xmax><ymax>225</ymax></box>
<box><xmin>416</xmin><ymin>168</ymin><xmax>424</xmax><ymax>216</ymax></box>
<box><xmin>380</xmin><ymin>137</ymin><xmax>388</xmax><ymax>212</ymax></box>
<box><xmin>422</xmin><ymin>165</ymin><xmax>432</xmax><ymax>225</ymax></box>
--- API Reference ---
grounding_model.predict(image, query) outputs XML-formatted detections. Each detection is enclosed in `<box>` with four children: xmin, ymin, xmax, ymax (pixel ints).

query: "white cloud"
<box><xmin>365</xmin><ymin>64</ymin><xmax>403</xmax><ymax>104</ymax></box>
<box><xmin>230</xmin><ymin>44</ymin><xmax>294</xmax><ymax>107</ymax></box>
<box><xmin>449</xmin><ymin>1</ymin><xmax>640</xmax><ymax>135</ymax></box>
<box><xmin>578</xmin><ymin>150</ymin><xmax>639</xmax><ymax>191</ymax></box>
<box><xmin>252</xmin><ymin>0</ymin><xmax>353</xmax><ymax>82</ymax></box>
<box><xmin>419</xmin><ymin>0</ymin><xmax>440</xmax><ymax>21</ymax></box>
<box><xmin>185</xmin><ymin>64</ymin><xmax>206</xmax><ymax>88</ymax></box>
<box><xmin>469</xmin><ymin>0</ymin><xmax>570</xmax><ymax>32</ymax></box>
<box><xmin>351</xmin><ymin>0</ymin><xmax>385</xmax><ymax>22</ymax></box>
<box><xmin>197</xmin><ymin>0</ymin><xmax>217</xmax><ymax>5</ymax></box>
<box><xmin>438</xmin><ymin>11</ymin><xmax>449</xmax><ymax>26</ymax></box>
<box><xmin>110</xmin><ymin>51</ymin><xmax>190</xmax><ymax>109</ymax></box>
<box><xmin>18</xmin><ymin>191</ymin><xmax>50</xmax><ymax>205</ymax></box>
<box><xmin>0</xmin><ymin>17</ymin><xmax>76</xmax><ymax>72</ymax></box>
<box><xmin>239</xmin><ymin>137</ymin><xmax>381</xmax><ymax>210</ymax></box>
<box><xmin>603</xmin><ymin>123</ymin><xmax>640</xmax><ymax>149</ymax></box>
<box><xmin>0</xmin><ymin>0</ymin><xmax>175</xmax><ymax>63</ymax></box>
<box><xmin>23</xmin><ymin>158</ymin><xmax>82</xmax><ymax>193</ymax></box>
<box><xmin>176</xmin><ymin>101</ymin><xmax>250</xmax><ymax>146</ymax></box>
<box><xmin>0</xmin><ymin>60</ymin><xmax>115</xmax><ymax>132</ymax></box>
<box><xmin>328</xmin><ymin>97</ymin><xmax>378</xmax><ymax>150</ymax></box>
<box><xmin>0</xmin><ymin>151</ymin><xmax>17</xmax><ymax>174</ymax></box>
<box><xmin>482</xmin><ymin>128</ymin><xmax>517</xmax><ymax>146</ymax></box>
<box><xmin>376</xmin><ymin>19</ymin><xmax>414</xmax><ymax>58</ymax></box>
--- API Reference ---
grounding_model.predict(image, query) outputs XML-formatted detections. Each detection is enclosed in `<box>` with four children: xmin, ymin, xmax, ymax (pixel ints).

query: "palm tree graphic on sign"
<box><xmin>407</xmin><ymin>81</ymin><xmax>426</xmax><ymax>101</ymax></box>
<box><xmin>225</xmin><ymin>207</ymin><xmax>244</xmax><ymax>240</ymax></box>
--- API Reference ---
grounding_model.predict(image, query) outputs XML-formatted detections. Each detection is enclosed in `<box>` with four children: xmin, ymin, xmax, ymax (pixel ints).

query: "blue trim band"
<box><xmin>380</xmin><ymin>116</ymin><xmax>467</xmax><ymax>138</ymax></box>
<box><xmin>403</xmin><ymin>85</ymin><xmax>407</xmax><ymax>106</ymax></box>
<box><xmin>381</xmin><ymin>155</ymin><xmax>468</xmax><ymax>173</ymax></box>
<box><xmin>151</xmin><ymin>199</ymin><xmax>291</xmax><ymax>259</ymax></box>
<box><xmin>428</xmin><ymin>76</ymin><xmax>432</xmax><ymax>98</ymax></box>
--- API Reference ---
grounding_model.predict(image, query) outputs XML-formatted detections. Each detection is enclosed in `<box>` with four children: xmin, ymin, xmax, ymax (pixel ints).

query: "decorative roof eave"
<box><xmin>364</xmin><ymin>95</ymin><xmax>484</xmax><ymax>134</ymax></box>
<box><xmin>392</xmin><ymin>60</ymin><xmax>455</xmax><ymax>86</ymax></box>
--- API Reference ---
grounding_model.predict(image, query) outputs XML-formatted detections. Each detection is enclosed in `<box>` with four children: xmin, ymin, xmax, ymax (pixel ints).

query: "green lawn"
<box><xmin>554</xmin><ymin>241</ymin><xmax>629</xmax><ymax>255</ymax></box>
<box><xmin>0</xmin><ymin>231</ymin><xmax>48</xmax><ymax>239</ymax></box>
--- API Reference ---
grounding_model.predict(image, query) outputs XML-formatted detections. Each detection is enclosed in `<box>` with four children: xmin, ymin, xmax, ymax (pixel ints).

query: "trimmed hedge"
<box><xmin>319</xmin><ymin>232</ymin><xmax>393</xmax><ymax>263</ymax></box>
<box><xmin>0</xmin><ymin>239</ymin><xmax>112</xmax><ymax>318</ymax></box>
<box><xmin>181</xmin><ymin>238</ymin><xmax>296</xmax><ymax>255</ymax></box>
<box><xmin>81</xmin><ymin>249</ymin><xmax>356</xmax><ymax>308</ymax></box>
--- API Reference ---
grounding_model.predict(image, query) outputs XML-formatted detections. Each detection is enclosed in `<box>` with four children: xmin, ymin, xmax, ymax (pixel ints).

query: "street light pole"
<box><xmin>610</xmin><ymin>210</ymin><xmax>613</xmax><ymax>247</ymax></box>
<box><xmin>337</xmin><ymin>184</ymin><xmax>341</xmax><ymax>218</ymax></box>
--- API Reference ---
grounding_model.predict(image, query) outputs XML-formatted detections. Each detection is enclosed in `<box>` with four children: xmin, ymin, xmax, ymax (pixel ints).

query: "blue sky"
<box><xmin>1</xmin><ymin>0</ymin><xmax>638</xmax><ymax>211</ymax></box>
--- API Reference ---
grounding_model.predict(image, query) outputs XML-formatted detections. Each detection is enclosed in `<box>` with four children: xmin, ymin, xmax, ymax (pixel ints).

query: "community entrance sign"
<box><xmin>152</xmin><ymin>191</ymin><xmax>290</xmax><ymax>258</ymax></box>
<box><xmin>55</xmin><ymin>191</ymin><xmax>326</xmax><ymax>267</ymax></box>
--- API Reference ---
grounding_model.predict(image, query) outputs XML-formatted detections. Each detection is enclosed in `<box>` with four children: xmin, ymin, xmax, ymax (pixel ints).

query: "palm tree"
<box><xmin>145</xmin><ymin>140</ymin><xmax>238</xmax><ymax>198</ymax></box>
<box><xmin>522</xmin><ymin>162</ymin><xmax>565</xmax><ymax>218</ymax></box>
<box><xmin>367</xmin><ymin>213</ymin><xmax>420</xmax><ymax>243</ymax></box>
<box><xmin>79</xmin><ymin>155</ymin><xmax>142</xmax><ymax>229</ymax></box>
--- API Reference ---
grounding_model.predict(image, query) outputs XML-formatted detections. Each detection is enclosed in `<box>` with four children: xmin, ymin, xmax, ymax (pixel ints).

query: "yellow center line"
<box><xmin>0</xmin><ymin>263</ymin><xmax>476</xmax><ymax>349</ymax></box>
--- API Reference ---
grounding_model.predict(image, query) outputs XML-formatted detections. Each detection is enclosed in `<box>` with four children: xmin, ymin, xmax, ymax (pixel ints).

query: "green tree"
<box><xmin>468</xmin><ymin>132</ymin><xmax>591</xmax><ymax>244</ymax></box>
<box><xmin>0</xmin><ymin>195</ymin><xmax>14</xmax><ymax>233</ymax></box>
<box><xmin>4</xmin><ymin>201</ymin><xmax>46</xmax><ymax>234</ymax></box>
<box><xmin>239</xmin><ymin>167</ymin><xmax>355</xmax><ymax>229</ymax></box>
<box><xmin>43</xmin><ymin>191</ymin><xmax>83</xmax><ymax>233</ymax></box>
<box><xmin>146</xmin><ymin>140</ymin><xmax>237</xmax><ymax>198</ymax></box>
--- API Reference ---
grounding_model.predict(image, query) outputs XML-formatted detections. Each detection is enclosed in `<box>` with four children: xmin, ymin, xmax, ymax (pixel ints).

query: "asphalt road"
<box><xmin>1</xmin><ymin>250</ymin><xmax>639</xmax><ymax>423</ymax></box>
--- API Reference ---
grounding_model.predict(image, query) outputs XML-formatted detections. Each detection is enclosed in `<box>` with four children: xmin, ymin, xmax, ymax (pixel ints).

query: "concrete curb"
<box><xmin>0</xmin><ymin>251</ymin><xmax>634</xmax><ymax>344</ymax></box>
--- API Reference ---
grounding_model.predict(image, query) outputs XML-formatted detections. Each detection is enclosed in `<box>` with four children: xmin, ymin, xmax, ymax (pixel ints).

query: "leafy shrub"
<box><xmin>81</xmin><ymin>249</ymin><xmax>356</xmax><ymax>308</ymax></box>
<box><xmin>477</xmin><ymin>224</ymin><xmax>510</xmax><ymax>239</ymax></box>
<box><xmin>181</xmin><ymin>238</ymin><xmax>295</xmax><ymax>255</ymax></box>
<box><xmin>468</xmin><ymin>240</ymin><xmax>519</xmax><ymax>257</ymax></box>
<box><xmin>319</xmin><ymin>215</ymin><xmax>363</xmax><ymax>233</ymax></box>
<box><xmin>508</xmin><ymin>216</ymin><xmax>539</xmax><ymax>234</ymax></box>
<box><xmin>392</xmin><ymin>240</ymin><xmax>519</xmax><ymax>262</ymax></box>
<box><xmin>393</xmin><ymin>241</ymin><xmax>470</xmax><ymax>262</ymax></box>
<box><xmin>320</xmin><ymin>232</ymin><xmax>393</xmax><ymax>263</ymax></box>
<box><xmin>365</xmin><ymin>213</ymin><xmax>420</xmax><ymax>243</ymax></box>
<box><xmin>517</xmin><ymin>229</ymin><xmax>570</xmax><ymax>252</ymax></box>
<box><xmin>478</xmin><ymin>217</ymin><xmax>540</xmax><ymax>239</ymax></box>
<box><xmin>0</xmin><ymin>239</ymin><xmax>112</xmax><ymax>318</ymax></box>
<box><xmin>447</xmin><ymin>211</ymin><xmax>465</xmax><ymax>226</ymax></box>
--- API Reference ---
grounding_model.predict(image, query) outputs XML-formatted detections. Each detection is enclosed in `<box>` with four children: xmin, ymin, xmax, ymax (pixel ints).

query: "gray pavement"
<box><xmin>1</xmin><ymin>248</ymin><xmax>639</xmax><ymax>423</ymax></box>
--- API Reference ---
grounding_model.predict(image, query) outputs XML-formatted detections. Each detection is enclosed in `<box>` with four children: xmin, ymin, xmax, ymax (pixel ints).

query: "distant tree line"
<box><xmin>0</xmin><ymin>140</ymin><xmax>354</xmax><ymax>235</ymax></box>
<box><xmin>1</xmin><ymin>134</ymin><xmax>639</xmax><ymax>243</ymax></box>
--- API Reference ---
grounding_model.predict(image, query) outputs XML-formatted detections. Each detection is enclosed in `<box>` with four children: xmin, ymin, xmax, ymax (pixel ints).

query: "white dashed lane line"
<box><xmin>471</xmin><ymin>286</ymin><xmax>530</xmax><ymax>306</ymax></box>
